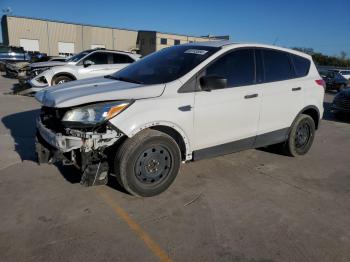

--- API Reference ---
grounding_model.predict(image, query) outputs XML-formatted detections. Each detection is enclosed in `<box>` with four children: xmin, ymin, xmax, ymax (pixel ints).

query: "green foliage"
<box><xmin>292</xmin><ymin>47</ymin><xmax>350</xmax><ymax>68</ymax></box>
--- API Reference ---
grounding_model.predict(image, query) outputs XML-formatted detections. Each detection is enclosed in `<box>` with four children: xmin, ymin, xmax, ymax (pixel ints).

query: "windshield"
<box><xmin>111</xmin><ymin>45</ymin><xmax>220</xmax><ymax>85</ymax></box>
<box><xmin>66</xmin><ymin>51</ymin><xmax>91</xmax><ymax>62</ymax></box>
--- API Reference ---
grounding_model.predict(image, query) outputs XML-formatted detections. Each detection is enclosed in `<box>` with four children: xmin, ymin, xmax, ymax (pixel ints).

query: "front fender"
<box><xmin>114</xmin><ymin>120</ymin><xmax>193</xmax><ymax>161</ymax></box>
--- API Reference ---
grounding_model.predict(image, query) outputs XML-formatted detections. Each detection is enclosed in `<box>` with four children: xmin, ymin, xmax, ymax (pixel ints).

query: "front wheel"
<box><xmin>283</xmin><ymin>114</ymin><xmax>316</xmax><ymax>156</ymax></box>
<box><xmin>115</xmin><ymin>129</ymin><xmax>181</xmax><ymax>197</ymax></box>
<box><xmin>53</xmin><ymin>75</ymin><xmax>73</xmax><ymax>85</ymax></box>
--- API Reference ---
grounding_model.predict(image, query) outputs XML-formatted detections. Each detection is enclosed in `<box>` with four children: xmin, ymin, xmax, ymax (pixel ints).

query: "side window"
<box><xmin>174</xmin><ymin>39</ymin><xmax>180</xmax><ymax>45</ymax></box>
<box><xmin>112</xmin><ymin>53</ymin><xmax>134</xmax><ymax>64</ymax></box>
<box><xmin>206</xmin><ymin>49</ymin><xmax>255</xmax><ymax>87</ymax></box>
<box><xmin>85</xmin><ymin>52</ymin><xmax>109</xmax><ymax>65</ymax></box>
<box><xmin>291</xmin><ymin>54</ymin><xmax>310</xmax><ymax>77</ymax></box>
<box><xmin>262</xmin><ymin>49</ymin><xmax>294</xmax><ymax>82</ymax></box>
<box><xmin>160</xmin><ymin>38</ymin><xmax>167</xmax><ymax>45</ymax></box>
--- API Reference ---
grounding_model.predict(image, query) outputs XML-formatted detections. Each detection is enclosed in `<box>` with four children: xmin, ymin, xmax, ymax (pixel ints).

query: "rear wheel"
<box><xmin>284</xmin><ymin>114</ymin><xmax>315</xmax><ymax>156</ymax></box>
<box><xmin>53</xmin><ymin>75</ymin><xmax>73</xmax><ymax>85</ymax></box>
<box><xmin>115</xmin><ymin>129</ymin><xmax>181</xmax><ymax>197</ymax></box>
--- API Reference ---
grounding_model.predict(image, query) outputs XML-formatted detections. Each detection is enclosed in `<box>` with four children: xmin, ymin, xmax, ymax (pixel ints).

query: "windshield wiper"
<box><xmin>105</xmin><ymin>75</ymin><xmax>143</xmax><ymax>84</ymax></box>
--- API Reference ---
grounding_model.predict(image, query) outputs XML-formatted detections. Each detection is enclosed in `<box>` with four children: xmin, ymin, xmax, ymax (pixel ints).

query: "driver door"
<box><xmin>78</xmin><ymin>52</ymin><xmax>111</xmax><ymax>79</ymax></box>
<box><xmin>193</xmin><ymin>49</ymin><xmax>261</xmax><ymax>159</ymax></box>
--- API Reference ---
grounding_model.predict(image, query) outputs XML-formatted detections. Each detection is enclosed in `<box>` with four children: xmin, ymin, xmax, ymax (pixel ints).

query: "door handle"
<box><xmin>178</xmin><ymin>105</ymin><xmax>192</xmax><ymax>112</ymax></box>
<box><xmin>244</xmin><ymin>94</ymin><xmax>258</xmax><ymax>99</ymax></box>
<box><xmin>292</xmin><ymin>87</ymin><xmax>302</xmax><ymax>91</ymax></box>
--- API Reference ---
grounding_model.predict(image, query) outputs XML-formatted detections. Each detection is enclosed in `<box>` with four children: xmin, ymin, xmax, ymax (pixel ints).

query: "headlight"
<box><xmin>32</xmin><ymin>67</ymin><xmax>50</xmax><ymax>76</ymax></box>
<box><xmin>62</xmin><ymin>101</ymin><xmax>132</xmax><ymax>125</ymax></box>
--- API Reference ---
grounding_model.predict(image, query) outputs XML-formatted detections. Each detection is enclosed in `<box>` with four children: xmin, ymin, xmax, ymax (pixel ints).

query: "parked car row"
<box><xmin>1</xmin><ymin>46</ymin><xmax>141</xmax><ymax>93</ymax></box>
<box><xmin>27</xmin><ymin>48</ymin><xmax>141</xmax><ymax>92</ymax></box>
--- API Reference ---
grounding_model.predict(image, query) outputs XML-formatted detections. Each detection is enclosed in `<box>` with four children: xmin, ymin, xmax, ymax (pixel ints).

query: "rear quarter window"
<box><xmin>262</xmin><ymin>49</ymin><xmax>295</xmax><ymax>82</ymax></box>
<box><xmin>291</xmin><ymin>54</ymin><xmax>311</xmax><ymax>77</ymax></box>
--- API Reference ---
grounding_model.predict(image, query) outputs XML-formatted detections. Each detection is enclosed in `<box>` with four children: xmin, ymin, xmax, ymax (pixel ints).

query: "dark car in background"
<box><xmin>0</xmin><ymin>46</ymin><xmax>30</xmax><ymax>71</ymax></box>
<box><xmin>324</xmin><ymin>69</ymin><xmax>350</xmax><ymax>92</ymax></box>
<box><xmin>332</xmin><ymin>88</ymin><xmax>350</xmax><ymax>115</ymax></box>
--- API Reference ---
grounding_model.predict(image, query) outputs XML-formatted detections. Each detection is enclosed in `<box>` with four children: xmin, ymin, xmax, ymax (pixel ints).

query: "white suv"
<box><xmin>28</xmin><ymin>49</ymin><xmax>140</xmax><ymax>92</ymax></box>
<box><xmin>35</xmin><ymin>41</ymin><xmax>324</xmax><ymax>197</ymax></box>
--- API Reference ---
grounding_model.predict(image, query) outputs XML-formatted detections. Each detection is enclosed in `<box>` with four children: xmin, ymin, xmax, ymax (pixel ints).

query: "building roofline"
<box><xmin>3</xmin><ymin>15</ymin><xmax>139</xmax><ymax>32</ymax></box>
<box><xmin>4</xmin><ymin>15</ymin><xmax>230</xmax><ymax>40</ymax></box>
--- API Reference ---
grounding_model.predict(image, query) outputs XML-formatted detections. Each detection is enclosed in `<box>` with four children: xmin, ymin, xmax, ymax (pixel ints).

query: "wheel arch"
<box><xmin>299</xmin><ymin>105</ymin><xmax>321</xmax><ymax>129</ymax></box>
<box><xmin>51</xmin><ymin>72</ymin><xmax>77</xmax><ymax>85</ymax></box>
<box><xmin>126</xmin><ymin>122</ymin><xmax>192</xmax><ymax>161</ymax></box>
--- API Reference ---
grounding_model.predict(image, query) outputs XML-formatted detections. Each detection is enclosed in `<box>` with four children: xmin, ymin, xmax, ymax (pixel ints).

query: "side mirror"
<box><xmin>83</xmin><ymin>60</ymin><xmax>94</xmax><ymax>67</ymax></box>
<box><xmin>200</xmin><ymin>75</ymin><xmax>227</xmax><ymax>91</ymax></box>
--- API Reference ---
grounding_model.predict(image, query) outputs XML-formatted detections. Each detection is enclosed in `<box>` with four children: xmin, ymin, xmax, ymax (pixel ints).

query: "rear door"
<box><xmin>255</xmin><ymin>48</ymin><xmax>304</xmax><ymax>147</ymax></box>
<box><xmin>193</xmin><ymin>48</ymin><xmax>261</xmax><ymax>157</ymax></box>
<box><xmin>108</xmin><ymin>53</ymin><xmax>135</xmax><ymax>73</ymax></box>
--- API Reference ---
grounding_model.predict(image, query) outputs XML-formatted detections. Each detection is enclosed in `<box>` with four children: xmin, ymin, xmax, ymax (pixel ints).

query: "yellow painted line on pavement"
<box><xmin>96</xmin><ymin>188</ymin><xmax>174</xmax><ymax>262</ymax></box>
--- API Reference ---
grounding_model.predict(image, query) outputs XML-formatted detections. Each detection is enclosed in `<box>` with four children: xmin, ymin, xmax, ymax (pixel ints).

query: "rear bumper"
<box><xmin>332</xmin><ymin>104</ymin><xmax>350</xmax><ymax>114</ymax></box>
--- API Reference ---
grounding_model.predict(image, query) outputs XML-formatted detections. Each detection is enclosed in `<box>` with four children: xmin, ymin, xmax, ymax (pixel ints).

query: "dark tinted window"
<box><xmin>112</xmin><ymin>53</ymin><xmax>134</xmax><ymax>64</ymax></box>
<box><xmin>174</xmin><ymin>39</ymin><xmax>180</xmax><ymax>45</ymax></box>
<box><xmin>160</xmin><ymin>38</ymin><xmax>167</xmax><ymax>45</ymax></box>
<box><xmin>291</xmin><ymin>54</ymin><xmax>310</xmax><ymax>77</ymax></box>
<box><xmin>85</xmin><ymin>52</ymin><xmax>108</xmax><ymax>64</ymax></box>
<box><xmin>262</xmin><ymin>49</ymin><xmax>294</xmax><ymax>82</ymax></box>
<box><xmin>112</xmin><ymin>45</ymin><xmax>219</xmax><ymax>84</ymax></box>
<box><xmin>206</xmin><ymin>49</ymin><xmax>255</xmax><ymax>87</ymax></box>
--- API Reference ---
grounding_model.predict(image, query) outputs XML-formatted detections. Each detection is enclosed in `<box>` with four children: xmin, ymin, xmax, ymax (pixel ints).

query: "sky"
<box><xmin>1</xmin><ymin>0</ymin><xmax>349</xmax><ymax>56</ymax></box>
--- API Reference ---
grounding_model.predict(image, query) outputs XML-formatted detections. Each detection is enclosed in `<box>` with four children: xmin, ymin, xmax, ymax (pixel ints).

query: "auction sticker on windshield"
<box><xmin>184</xmin><ymin>49</ymin><xmax>208</xmax><ymax>55</ymax></box>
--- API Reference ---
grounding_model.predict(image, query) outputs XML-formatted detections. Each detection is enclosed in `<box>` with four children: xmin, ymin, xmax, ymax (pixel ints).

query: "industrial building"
<box><xmin>1</xmin><ymin>15</ymin><xmax>229</xmax><ymax>56</ymax></box>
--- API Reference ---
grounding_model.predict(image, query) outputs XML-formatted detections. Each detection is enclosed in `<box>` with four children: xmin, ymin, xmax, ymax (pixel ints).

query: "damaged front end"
<box><xmin>35</xmin><ymin>106</ymin><xmax>125</xmax><ymax>186</ymax></box>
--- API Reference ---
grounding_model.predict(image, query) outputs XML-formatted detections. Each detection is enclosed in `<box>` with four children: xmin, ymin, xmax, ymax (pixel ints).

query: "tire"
<box><xmin>115</xmin><ymin>129</ymin><xmax>181</xmax><ymax>197</ymax></box>
<box><xmin>53</xmin><ymin>75</ymin><xmax>73</xmax><ymax>85</ymax></box>
<box><xmin>283</xmin><ymin>114</ymin><xmax>316</xmax><ymax>156</ymax></box>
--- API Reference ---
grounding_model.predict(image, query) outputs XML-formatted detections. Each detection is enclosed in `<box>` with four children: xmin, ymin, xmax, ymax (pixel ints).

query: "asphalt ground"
<box><xmin>0</xmin><ymin>74</ymin><xmax>350</xmax><ymax>262</ymax></box>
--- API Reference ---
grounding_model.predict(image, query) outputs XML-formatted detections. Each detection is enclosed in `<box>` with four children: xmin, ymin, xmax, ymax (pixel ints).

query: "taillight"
<box><xmin>315</xmin><ymin>79</ymin><xmax>326</xmax><ymax>88</ymax></box>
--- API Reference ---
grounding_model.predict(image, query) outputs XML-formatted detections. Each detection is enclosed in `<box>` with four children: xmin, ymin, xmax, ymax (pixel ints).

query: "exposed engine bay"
<box><xmin>36</xmin><ymin>106</ymin><xmax>124</xmax><ymax>186</ymax></box>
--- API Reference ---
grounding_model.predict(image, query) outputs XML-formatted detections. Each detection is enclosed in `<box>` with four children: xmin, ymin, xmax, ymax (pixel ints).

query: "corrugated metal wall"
<box><xmin>4</xmin><ymin>16</ymin><xmax>139</xmax><ymax>56</ymax></box>
<box><xmin>6</xmin><ymin>16</ymin><xmax>50</xmax><ymax>54</ymax></box>
<box><xmin>3</xmin><ymin>16</ymin><xmax>222</xmax><ymax>56</ymax></box>
<box><xmin>82</xmin><ymin>26</ymin><xmax>113</xmax><ymax>50</ymax></box>
<box><xmin>47</xmin><ymin>21</ymin><xmax>83</xmax><ymax>55</ymax></box>
<box><xmin>113</xmin><ymin>29</ymin><xmax>138</xmax><ymax>52</ymax></box>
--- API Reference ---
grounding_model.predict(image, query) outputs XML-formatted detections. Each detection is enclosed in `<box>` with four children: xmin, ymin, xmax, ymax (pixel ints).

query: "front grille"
<box><xmin>40</xmin><ymin>107</ymin><xmax>68</xmax><ymax>133</ymax></box>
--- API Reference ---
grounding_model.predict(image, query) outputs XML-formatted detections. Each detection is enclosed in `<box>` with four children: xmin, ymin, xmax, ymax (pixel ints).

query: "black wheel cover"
<box><xmin>295</xmin><ymin>120</ymin><xmax>311</xmax><ymax>149</ymax></box>
<box><xmin>134</xmin><ymin>145</ymin><xmax>172</xmax><ymax>185</ymax></box>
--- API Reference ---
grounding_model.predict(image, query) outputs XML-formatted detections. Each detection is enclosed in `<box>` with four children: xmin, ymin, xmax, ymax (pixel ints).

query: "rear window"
<box><xmin>291</xmin><ymin>54</ymin><xmax>310</xmax><ymax>77</ymax></box>
<box><xmin>262</xmin><ymin>49</ymin><xmax>295</xmax><ymax>82</ymax></box>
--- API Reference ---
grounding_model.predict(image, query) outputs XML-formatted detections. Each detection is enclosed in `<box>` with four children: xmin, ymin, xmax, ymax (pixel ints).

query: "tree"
<box><xmin>292</xmin><ymin>47</ymin><xmax>350</xmax><ymax>67</ymax></box>
<box><xmin>340</xmin><ymin>51</ymin><xmax>347</xmax><ymax>60</ymax></box>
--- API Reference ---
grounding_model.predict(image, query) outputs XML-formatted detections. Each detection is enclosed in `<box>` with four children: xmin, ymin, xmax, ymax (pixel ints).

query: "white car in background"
<box><xmin>28</xmin><ymin>49</ymin><xmax>140</xmax><ymax>92</ymax></box>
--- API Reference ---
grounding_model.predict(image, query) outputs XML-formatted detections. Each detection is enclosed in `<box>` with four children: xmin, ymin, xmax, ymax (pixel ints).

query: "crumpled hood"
<box><xmin>30</xmin><ymin>61</ymin><xmax>68</xmax><ymax>68</ymax></box>
<box><xmin>35</xmin><ymin>76</ymin><xmax>165</xmax><ymax>108</ymax></box>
